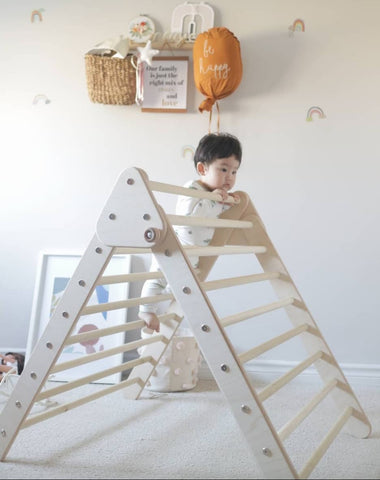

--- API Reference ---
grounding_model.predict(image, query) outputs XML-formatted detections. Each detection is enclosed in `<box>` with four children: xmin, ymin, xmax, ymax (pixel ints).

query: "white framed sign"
<box><xmin>142</xmin><ymin>56</ymin><xmax>189</xmax><ymax>113</ymax></box>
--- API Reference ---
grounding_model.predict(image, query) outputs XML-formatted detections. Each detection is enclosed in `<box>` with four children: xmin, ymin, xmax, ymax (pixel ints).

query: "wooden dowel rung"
<box><xmin>114</xmin><ymin>247</ymin><xmax>151</xmax><ymax>254</ymax></box>
<box><xmin>238</xmin><ymin>323</ymin><xmax>310</xmax><ymax>364</ymax></box>
<box><xmin>98</xmin><ymin>271</ymin><xmax>164</xmax><ymax>285</ymax></box>
<box><xmin>184</xmin><ymin>245</ymin><xmax>267</xmax><ymax>257</ymax></box>
<box><xmin>351</xmin><ymin>407</ymin><xmax>370</xmax><ymax>425</ymax></box>
<box><xmin>298</xmin><ymin>406</ymin><xmax>353</xmax><ymax>479</ymax></box>
<box><xmin>202</xmin><ymin>272</ymin><xmax>281</xmax><ymax>291</ymax></box>
<box><xmin>222</xmin><ymin>297</ymin><xmax>295</xmax><ymax>327</ymax></box>
<box><xmin>36</xmin><ymin>356</ymin><xmax>155</xmax><ymax>401</ymax></box>
<box><xmin>65</xmin><ymin>313</ymin><xmax>180</xmax><ymax>346</ymax></box>
<box><xmin>149</xmin><ymin>180</ymin><xmax>238</xmax><ymax>204</ymax></box>
<box><xmin>22</xmin><ymin>377</ymin><xmax>141</xmax><ymax>429</ymax></box>
<box><xmin>81</xmin><ymin>293</ymin><xmax>173</xmax><ymax>315</ymax></box>
<box><xmin>66</xmin><ymin>320</ymin><xmax>145</xmax><ymax>345</ymax></box>
<box><xmin>258</xmin><ymin>351</ymin><xmax>324</xmax><ymax>402</ymax></box>
<box><xmin>52</xmin><ymin>335</ymin><xmax>167</xmax><ymax>373</ymax></box>
<box><xmin>168</xmin><ymin>214</ymin><xmax>252</xmax><ymax>229</ymax></box>
<box><xmin>278</xmin><ymin>378</ymin><xmax>338</xmax><ymax>441</ymax></box>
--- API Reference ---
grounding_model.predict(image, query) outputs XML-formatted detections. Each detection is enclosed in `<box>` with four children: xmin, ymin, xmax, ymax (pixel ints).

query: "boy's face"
<box><xmin>197</xmin><ymin>156</ymin><xmax>240</xmax><ymax>192</ymax></box>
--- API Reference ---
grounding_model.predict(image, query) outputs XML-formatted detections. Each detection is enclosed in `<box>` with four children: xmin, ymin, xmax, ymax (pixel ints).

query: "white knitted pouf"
<box><xmin>139</xmin><ymin>328</ymin><xmax>202</xmax><ymax>392</ymax></box>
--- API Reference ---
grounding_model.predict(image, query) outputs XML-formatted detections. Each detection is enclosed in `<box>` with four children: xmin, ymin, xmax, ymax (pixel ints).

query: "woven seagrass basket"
<box><xmin>84</xmin><ymin>53</ymin><xmax>136</xmax><ymax>105</ymax></box>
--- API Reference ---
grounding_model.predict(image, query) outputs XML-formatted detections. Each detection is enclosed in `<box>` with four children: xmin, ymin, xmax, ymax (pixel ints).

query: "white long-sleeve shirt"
<box><xmin>139</xmin><ymin>180</ymin><xmax>231</xmax><ymax>314</ymax></box>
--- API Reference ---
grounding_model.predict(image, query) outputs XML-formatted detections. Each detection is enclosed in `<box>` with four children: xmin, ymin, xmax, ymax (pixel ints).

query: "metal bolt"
<box><xmin>30</xmin><ymin>372</ymin><xmax>37</xmax><ymax>379</ymax></box>
<box><xmin>182</xmin><ymin>286</ymin><xmax>191</xmax><ymax>294</ymax></box>
<box><xmin>144</xmin><ymin>228</ymin><xmax>156</xmax><ymax>242</ymax></box>
<box><xmin>109</xmin><ymin>213</ymin><xmax>116</xmax><ymax>220</ymax></box>
<box><xmin>241</xmin><ymin>404</ymin><xmax>251</xmax><ymax>414</ymax></box>
<box><xmin>201</xmin><ymin>324</ymin><xmax>210</xmax><ymax>332</ymax></box>
<box><xmin>78</xmin><ymin>280</ymin><xmax>86</xmax><ymax>287</ymax></box>
<box><xmin>164</xmin><ymin>249</ymin><xmax>171</xmax><ymax>257</ymax></box>
<box><xmin>143</xmin><ymin>213</ymin><xmax>151</xmax><ymax>220</ymax></box>
<box><xmin>1</xmin><ymin>429</ymin><xmax>6</xmax><ymax>437</ymax></box>
<box><xmin>95</xmin><ymin>247</ymin><xmax>102</xmax><ymax>254</ymax></box>
<box><xmin>15</xmin><ymin>401</ymin><xmax>22</xmax><ymax>408</ymax></box>
<box><xmin>62</xmin><ymin>311</ymin><xmax>69</xmax><ymax>318</ymax></box>
<box><xmin>262</xmin><ymin>447</ymin><xmax>272</xmax><ymax>457</ymax></box>
<box><xmin>127</xmin><ymin>178</ymin><xmax>135</xmax><ymax>185</ymax></box>
<box><xmin>46</xmin><ymin>342</ymin><xmax>53</xmax><ymax>349</ymax></box>
<box><xmin>220</xmin><ymin>364</ymin><xmax>229</xmax><ymax>372</ymax></box>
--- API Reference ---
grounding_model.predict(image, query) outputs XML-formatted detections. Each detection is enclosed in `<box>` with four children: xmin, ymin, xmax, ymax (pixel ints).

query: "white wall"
<box><xmin>1</xmin><ymin>0</ymin><xmax>380</xmax><ymax>374</ymax></box>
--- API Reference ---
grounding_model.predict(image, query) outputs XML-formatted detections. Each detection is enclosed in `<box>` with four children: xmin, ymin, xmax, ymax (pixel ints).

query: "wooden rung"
<box><xmin>351</xmin><ymin>407</ymin><xmax>371</xmax><ymax>425</ymax></box>
<box><xmin>202</xmin><ymin>272</ymin><xmax>281</xmax><ymax>292</ymax></box>
<box><xmin>258</xmin><ymin>351</ymin><xmax>324</xmax><ymax>402</ymax></box>
<box><xmin>66</xmin><ymin>320</ymin><xmax>145</xmax><ymax>345</ymax></box>
<box><xmin>292</xmin><ymin>298</ymin><xmax>306</xmax><ymax>309</ymax></box>
<box><xmin>298</xmin><ymin>406</ymin><xmax>354</xmax><ymax>479</ymax></box>
<box><xmin>51</xmin><ymin>335</ymin><xmax>168</xmax><ymax>374</ymax></box>
<box><xmin>221</xmin><ymin>297</ymin><xmax>296</xmax><ymax>327</ymax></box>
<box><xmin>238</xmin><ymin>323</ymin><xmax>310</xmax><ymax>364</ymax></box>
<box><xmin>97</xmin><ymin>271</ymin><xmax>164</xmax><ymax>285</ymax></box>
<box><xmin>114</xmin><ymin>247</ymin><xmax>151</xmax><ymax>254</ymax></box>
<box><xmin>278</xmin><ymin>378</ymin><xmax>338</xmax><ymax>441</ymax></box>
<box><xmin>36</xmin><ymin>356</ymin><xmax>155</xmax><ymax>401</ymax></box>
<box><xmin>81</xmin><ymin>293</ymin><xmax>173</xmax><ymax>315</ymax></box>
<box><xmin>149</xmin><ymin>180</ymin><xmax>239</xmax><ymax>204</ymax></box>
<box><xmin>22</xmin><ymin>377</ymin><xmax>141</xmax><ymax>429</ymax></box>
<box><xmin>184</xmin><ymin>245</ymin><xmax>267</xmax><ymax>257</ymax></box>
<box><xmin>65</xmin><ymin>313</ymin><xmax>180</xmax><ymax>346</ymax></box>
<box><xmin>167</xmin><ymin>214</ymin><xmax>253</xmax><ymax>229</ymax></box>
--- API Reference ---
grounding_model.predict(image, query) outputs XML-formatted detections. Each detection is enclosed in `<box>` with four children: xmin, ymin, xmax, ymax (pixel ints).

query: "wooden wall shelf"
<box><xmin>129</xmin><ymin>40</ymin><xmax>194</xmax><ymax>51</ymax></box>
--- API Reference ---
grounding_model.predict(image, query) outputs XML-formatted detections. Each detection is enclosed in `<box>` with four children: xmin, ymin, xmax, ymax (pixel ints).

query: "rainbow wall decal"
<box><xmin>306</xmin><ymin>106</ymin><xmax>326</xmax><ymax>122</ymax></box>
<box><xmin>291</xmin><ymin>18</ymin><xmax>305</xmax><ymax>32</ymax></box>
<box><xmin>32</xmin><ymin>94</ymin><xmax>50</xmax><ymax>105</ymax></box>
<box><xmin>182</xmin><ymin>145</ymin><xmax>195</xmax><ymax>161</ymax></box>
<box><xmin>31</xmin><ymin>9</ymin><xmax>44</xmax><ymax>23</ymax></box>
<box><xmin>289</xmin><ymin>18</ymin><xmax>305</xmax><ymax>37</ymax></box>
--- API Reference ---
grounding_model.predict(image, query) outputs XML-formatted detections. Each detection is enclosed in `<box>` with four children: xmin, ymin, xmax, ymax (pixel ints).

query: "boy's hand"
<box><xmin>138</xmin><ymin>312</ymin><xmax>160</xmax><ymax>333</ymax></box>
<box><xmin>213</xmin><ymin>188</ymin><xmax>229</xmax><ymax>202</ymax></box>
<box><xmin>230</xmin><ymin>192</ymin><xmax>240</xmax><ymax>204</ymax></box>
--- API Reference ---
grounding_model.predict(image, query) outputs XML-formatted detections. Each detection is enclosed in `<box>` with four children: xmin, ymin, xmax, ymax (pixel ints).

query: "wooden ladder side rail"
<box><xmin>0</xmin><ymin>167</ymin><xmax>186</xmax><ymax>461</ymax></box>
<box><xmin>0</xmin><ymin>235</ymin><xmax>116</xmax><ymax>461</ymax></box>
<box><xmin>196</xmin><ymin>190</ymin><xmax>253</xmax><ymax>282</ymax></box>
<box><xmin>208</xmin><ymin>191</ymin><xmax>371</xmax><ymax>439</ymax></box>
<box><xmin>114</xmin><ymin>169</ymin><xmax>298</xmax><ymax>479</ymax></box>
<box><xmin>150</xmin><ymin>223</ymin><xmax>299</xmax><ymax>478</ymax></box>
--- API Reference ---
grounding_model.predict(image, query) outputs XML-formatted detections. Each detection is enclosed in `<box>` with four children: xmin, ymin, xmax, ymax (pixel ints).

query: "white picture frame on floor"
<box><xmin>26</xmin><ymin>252</ymin><xmax>131</xmax><ymax>384</ymax></box>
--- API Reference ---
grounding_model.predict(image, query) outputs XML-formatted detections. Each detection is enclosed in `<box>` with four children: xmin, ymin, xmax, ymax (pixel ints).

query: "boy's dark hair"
<box><xmin>193</xmin><ymin>132</ymin><xmax>242</xmax><ymax>168</ymax></box>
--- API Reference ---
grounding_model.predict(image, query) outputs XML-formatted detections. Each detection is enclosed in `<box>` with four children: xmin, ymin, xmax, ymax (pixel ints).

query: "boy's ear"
<box><xmin>196</xmin><ymin>162</ymin><xmax>206</xmax><ymax>175</ymax></box>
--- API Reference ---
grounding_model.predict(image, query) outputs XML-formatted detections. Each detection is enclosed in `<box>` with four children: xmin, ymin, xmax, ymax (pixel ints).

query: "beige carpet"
<box><xmin>1</xmin><ymin>378</ymin><xmax>380</xmax><ymax>479</ymax></box>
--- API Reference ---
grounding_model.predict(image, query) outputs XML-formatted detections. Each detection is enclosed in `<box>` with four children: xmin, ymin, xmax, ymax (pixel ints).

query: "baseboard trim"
<box><xmin>198</xmin><ymin>359</ymin><xmax>380</xmax><ymax>386</ymax></box>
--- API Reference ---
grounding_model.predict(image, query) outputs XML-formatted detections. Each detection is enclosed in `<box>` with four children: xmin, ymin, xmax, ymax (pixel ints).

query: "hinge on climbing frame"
<box><xmin>96</xmin><ymin>167</ymin><xmax>167</xmax><ymax>248</ymax></box>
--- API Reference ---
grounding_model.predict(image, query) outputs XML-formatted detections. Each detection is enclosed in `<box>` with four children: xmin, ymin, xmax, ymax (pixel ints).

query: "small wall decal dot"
<box><xmin>31</xmin><ymin>8</ymin><xmax>45</xmax><ymax>23</ymax></box>
<box><xmin>306</xmin><ymin>106</ymin><xmax>326</xmax><ymax>122</ymax></box>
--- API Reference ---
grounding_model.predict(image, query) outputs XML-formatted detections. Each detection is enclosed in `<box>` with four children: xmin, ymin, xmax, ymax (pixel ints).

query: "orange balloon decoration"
<box><xmin>193</xmin><ymin>27</ymin><xmax>242</xmax><ymax>130</ymax></box>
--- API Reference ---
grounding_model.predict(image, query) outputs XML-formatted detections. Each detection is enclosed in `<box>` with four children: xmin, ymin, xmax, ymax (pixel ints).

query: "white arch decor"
<box><xmin>171</xmin><ymin>2</ymin><xmax>214</xmax><ymax>42</ymax></box>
